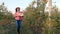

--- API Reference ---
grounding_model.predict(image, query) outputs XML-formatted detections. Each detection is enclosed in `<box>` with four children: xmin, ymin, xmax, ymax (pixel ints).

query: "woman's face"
<box><xmin>17</xmin><ymin>8</ymin><xmax>20</xmax><ymax>11</ymax></box>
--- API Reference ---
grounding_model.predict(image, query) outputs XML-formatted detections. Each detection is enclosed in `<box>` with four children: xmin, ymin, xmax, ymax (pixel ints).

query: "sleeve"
<box><xmin>14</xmin><ymin>13</ymin><xmax>18</xmax><ymax>17</ymax></box>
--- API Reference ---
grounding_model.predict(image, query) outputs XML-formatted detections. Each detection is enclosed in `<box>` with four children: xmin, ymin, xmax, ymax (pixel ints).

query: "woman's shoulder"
<box><xmin>14</xmin><ymin>11</ymin><xmax>23</xmax><ymax>13</ymax></box>
<box><xmin>20</xmin><ymin>11</ymin><xmax>23</xmax><ymax>13</ymax></box>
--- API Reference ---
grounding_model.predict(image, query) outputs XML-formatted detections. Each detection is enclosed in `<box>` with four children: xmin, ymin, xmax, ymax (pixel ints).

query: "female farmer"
<box><xmin>14</xmin><ymin>7</ymin><xmax>23</xmax><ymax>34</ymax></box>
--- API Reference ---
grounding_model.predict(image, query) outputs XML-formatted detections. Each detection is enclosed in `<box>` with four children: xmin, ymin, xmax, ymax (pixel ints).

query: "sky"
<box><xmin>0</xmin><ymin>0</ymin><xmax>33</xmax><ymax>13</ymax></box>
<box><xmin>0</xmin><ymin>0</ymin><xmax>60</xmax><ymax>13</ymax></box>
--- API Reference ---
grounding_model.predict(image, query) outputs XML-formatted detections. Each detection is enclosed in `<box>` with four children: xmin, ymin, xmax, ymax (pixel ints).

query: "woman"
<box><xmin>14</xmin><ymin>7</ymin><xmax>23</xmax><ymax>34</ymax></box>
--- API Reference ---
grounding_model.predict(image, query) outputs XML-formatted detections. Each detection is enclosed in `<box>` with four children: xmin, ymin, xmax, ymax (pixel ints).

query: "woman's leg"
<box><xmin>16</xmin><ymin>20</ymin><xmax>21</xmax><ymax>34</ymax></box>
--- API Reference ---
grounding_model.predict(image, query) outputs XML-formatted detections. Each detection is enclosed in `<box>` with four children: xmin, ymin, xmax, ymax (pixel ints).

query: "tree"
<box><xmin>22</xmin><ymin>0</ymin><xmax>47</xmax><ymax>34</ymax></box>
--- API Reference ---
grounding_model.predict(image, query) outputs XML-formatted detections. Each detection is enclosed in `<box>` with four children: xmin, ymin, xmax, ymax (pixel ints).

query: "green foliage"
<box><xmin>22</xmin><ymin>0</ymin><xmax>46</xmax><ymax>34</ymax></box>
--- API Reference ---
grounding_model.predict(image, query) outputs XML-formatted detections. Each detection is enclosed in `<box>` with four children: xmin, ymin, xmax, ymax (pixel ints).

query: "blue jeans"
<box><xmin>16</xmin><ymin>20</ymin><xmax>22</xmax><ymax>34</ymax></box>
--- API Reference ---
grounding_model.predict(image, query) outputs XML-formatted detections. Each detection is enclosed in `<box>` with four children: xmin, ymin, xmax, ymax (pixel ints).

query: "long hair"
<box><xmin>15</xmin><ymin>7</ymin><xmax>20</xmax><ymax>12</ymax></box>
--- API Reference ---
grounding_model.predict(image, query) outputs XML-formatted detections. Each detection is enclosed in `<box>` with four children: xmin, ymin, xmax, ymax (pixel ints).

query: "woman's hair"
<box><xmin>15</xmin><ymin>7</ymin><xmax>20</xmax><ymax>12</ymax></box>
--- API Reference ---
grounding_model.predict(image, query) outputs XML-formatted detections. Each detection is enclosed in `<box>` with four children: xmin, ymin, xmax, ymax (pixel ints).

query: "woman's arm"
<box><xmin>14</xmin><ymin>13</ymin><xmax>18</xmax><ymax>17</ymax></box>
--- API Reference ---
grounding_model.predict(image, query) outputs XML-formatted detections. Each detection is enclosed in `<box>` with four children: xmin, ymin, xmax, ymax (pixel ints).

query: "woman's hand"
<box><xmin>17</xmin><ymin>14</ymin><xmax>20</xmax><ymax>16</ymax></box>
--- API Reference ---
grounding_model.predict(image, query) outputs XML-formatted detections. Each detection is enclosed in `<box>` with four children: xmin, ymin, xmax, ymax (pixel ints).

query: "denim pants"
<box><xmin>16</xmin><ymin>20</ymin><xmax>22</xmax><ymax>34</ymax></box>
